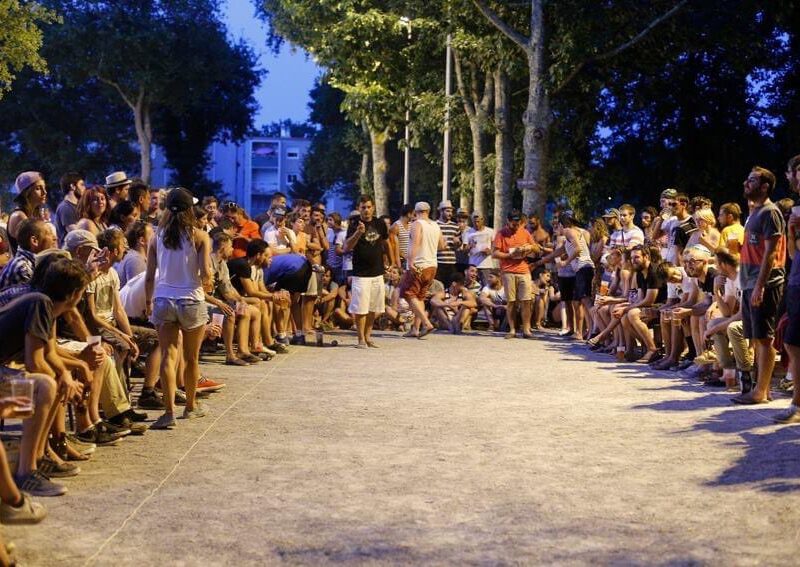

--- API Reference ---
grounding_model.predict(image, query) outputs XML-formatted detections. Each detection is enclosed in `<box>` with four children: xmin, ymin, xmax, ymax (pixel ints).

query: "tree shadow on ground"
<box><xmin>706</xmin><ymin>427</ymin><xmax>800</xmax><ymax>492</ymax></box>
<box><xmin>631</xmin><ymin>393</ymin><xmax>729</xmax><ymax>412</ymax></box>
<box><xmin>678</xmin><ymin>407</ymin><xmax>775</xmax><ymax>435</ymax></box>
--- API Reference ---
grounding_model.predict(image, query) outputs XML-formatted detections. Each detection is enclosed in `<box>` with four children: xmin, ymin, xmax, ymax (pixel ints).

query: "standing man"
<box><xmin>128</xmin><ymin>182</ymin><xmax>150</xmax><ymax>221</ymax></box>
<box><xmin>718</xmin><ymin>202</ymin><xmax>745</xmax><ymax>255</ymax></box>
<box><xmin>104</xmin><ymin>171</ymin><xmax>132</xmax><ymax>209</ymax></box>
<box><xmin>492</xmin><ymin>210</ymin><xmax>540</xmax><ymax>339</ymax></box>
<box><xmin>344</xmin><ymin>195</ymin><xmax>390</xmax><ymax>349</ymax></box>
<box><xmin>610</xmin><ymin>204</ymin><xmax>645</xmax><ymax>250</ymax></box>
<box><xmin>665</xmin><ymin>193</ymin><xmax>696</xmax><ymax>267</ymax></box>
<box><xmin>54</xmin><ymin>172</ymin><xmax>84</xmax><ymax>247</ymax></box>
<box><xmin>435</xmin><ymin>200</ymin><xmax>459</xmax><ymax>285</ymax></box>
<box><xmin>466</xmin><ymin>212</ymin><xmax>495</xmax><ymax>284</ymax></box>
<box><xmin>398</xmin><ymin>202</ymin><xmax>444</xmax><ymax>338</ymax></box>
<box><xmin>733</xmin><ymin>166</ymin><xmax>786</xmax><ymax>405</ymax></box>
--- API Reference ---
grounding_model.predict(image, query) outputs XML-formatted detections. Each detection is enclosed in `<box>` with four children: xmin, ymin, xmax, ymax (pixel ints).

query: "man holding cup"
<box><xmin>492</xmin><ymin>210</ymin><xmax>540</xmax><ymax>339</ymax></box>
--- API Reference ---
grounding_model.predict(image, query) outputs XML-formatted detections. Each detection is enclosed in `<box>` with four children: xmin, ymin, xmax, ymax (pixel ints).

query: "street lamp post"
<box><xmin>442</xmin><ymin>33</ymin><xmax>452</xmax><ymax>202</ymax></box>
<box><xmin>401</xmin><ymin>17</ymin><xmax>411</xmax><ymax>206</ymax></box>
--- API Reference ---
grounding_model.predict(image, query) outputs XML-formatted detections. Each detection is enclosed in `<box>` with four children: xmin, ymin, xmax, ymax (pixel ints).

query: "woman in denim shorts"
<box><xmin>145</xmin><ymin>188</ymin><xmax>214</xmax><ymax>430</ymax></box>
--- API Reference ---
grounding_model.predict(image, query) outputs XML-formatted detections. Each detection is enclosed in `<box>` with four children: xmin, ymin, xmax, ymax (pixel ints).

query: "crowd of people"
<box><xmin>0</xmin><ymin>156</ymin><xmax>797</xmax><ymax>564</ymax></box>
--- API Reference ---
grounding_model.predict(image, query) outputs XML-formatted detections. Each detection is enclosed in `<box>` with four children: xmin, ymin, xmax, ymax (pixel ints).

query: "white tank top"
<box><xmin>154</xmin><ymin>229</ymin><xmax>204</xmax><ymax>301</ymax></box>
<box><xmin>566</xmin><ymin>230</ymin><xmax>593</xmax><ymax>272</ymax></box>
<box><xmin>410</xmin><ymin>219</ymin><xmax>441</xmax><ymax>270</ymax></box>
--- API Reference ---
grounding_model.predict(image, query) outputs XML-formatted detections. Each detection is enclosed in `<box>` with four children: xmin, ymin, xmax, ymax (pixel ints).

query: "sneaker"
<box><xmin>174</xmin><ymin>389</ymin><xmax>187</xmax><ymax>405</ymax></box>
<box><xmin>774</xmin><ymin>404</ymin><xmax>800</xmax><ymax>424</ymax></box>
<box><xmin>65</xmin><ymin>434</ymin><xmax>96</xmax><ymax>455</ymax></box>
<box><xmin>75</xmin><ymin>426</ymin><xmax>120</xmax><ymax>447</ymax></box>
<box><xmin>109</xmin><ymin>416</ymin><xmax>147</xmax><ymax>436</ymax></box>
<box><xmin>14</xmin><ymin>471</ymin><xmax>66</xmax><ymax>497</ymax></box>
<box><xmin>0</xmin><ymin>493</ymin><xmax>47</xmax><ymax>524</ymax></box>
<box><xmin>276</xmin><ymin>335</ymin><xmax>290</xmax><ymax>346</ymax></box>
<box><xmin>196</xmin><ymin>377</ymin><xmax>225</xmax><ymax>393</ymax></box>
<box><xmin>260</xmin><ymin>346</ymin><xmax>277</xmax><ymax>356</ymax></box>
<box><xmin>101</xmin><ymin>420</ymin><xmax>131</xmax><ymax>437</ymax></box>
<box><xmin>37</xmin><ymin>455</ymin><xmax>80</xmax><ymax>478</ymax></box>
<box><xmin>123</xmin><ymin>409</ymin><xmax>149</xmax><ymax>422</ymax></box>
<box><xmin>182</xmin><ymin>403</ymin><xmax>207</xmax><ymax>419</ymax></box>
<box><xmin>150</xmin><ymin>412</ymin><xmax>177</xmax><ymax>430</ymax></box>
<box><xmin>240</xmin><ymin>353</ymin><xmax>262</xmax><ymax>364</ymax></box>
<box><xmin>137</xmin><ymin>389</ymin><xmax>165</xmax><ymax>410</ymax></box>
<box><xmin>289</xmin><ymin>335</ymin><xmax>306</xmax><ymax>346</ymax></box>
<box><xmin>268</xmin><ymin>343</ymin><xmax>289</xmax><ymax>354</ymax></box>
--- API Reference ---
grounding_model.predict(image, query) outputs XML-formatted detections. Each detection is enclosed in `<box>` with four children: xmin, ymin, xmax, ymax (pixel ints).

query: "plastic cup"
<box><xmin>10</xmin><ymin>378</ymin><xmax>34</xmax><ymax>418</ymax></box>
<box><xmin>599</xmin><ymin>280</ymin><xmax>610</xmax><ymax>296</ymax></box>
<box><xmin>315</xmin><ymin>330</ymin><xmax>324</xmax><ymax>346</ymax></box>
<box><xmin>211</xmin><ymin>313</ymin><xmax>224</xmax><ymax>327</ymax></box>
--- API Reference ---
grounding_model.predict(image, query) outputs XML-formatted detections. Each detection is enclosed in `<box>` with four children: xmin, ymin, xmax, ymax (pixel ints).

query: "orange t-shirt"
<box><xmin>231</xmin><ymin>219</ymin><xmax>261</xmax><ymax>259</ymax></box>
<box><xmin>493</xmin><ymin>227</ymin><xmax>535</xmax><ymax>274</ymax></box>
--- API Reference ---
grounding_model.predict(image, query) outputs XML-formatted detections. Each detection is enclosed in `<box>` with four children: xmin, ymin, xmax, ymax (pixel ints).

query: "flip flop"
<box><xmin>418</xmin><ymin>326</ymin><xmax>434</xmax><ymax>339</ymax></box>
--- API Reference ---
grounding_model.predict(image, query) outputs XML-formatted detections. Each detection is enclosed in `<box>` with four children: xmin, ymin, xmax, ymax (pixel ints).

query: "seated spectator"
<box><xmin>222</xmin><ymin>202</ymin><xmax>260</xmax><ymax>259</ymax></box>
<box><xmin>263</xmin><ymin>206</ymin><xmax>296</xmax><ymax>256</ymax></box>
<box><xmin>210</xmin><ymin>233</ymin><xmax>265</xmax><ymax>365</ymax></box>
<box><xmin>479</xmin><ymin>269</ymin><xmax>507</xmax><ymax>331</ymax></box>
<box><xmin>687</xmin><ymin>208</ymin><xmax>720</xmax><ymax>251</ymax></box>
<box><xmin>0</xmin><ymin>220</ymin><xmax>55</xmax><ymax>289</ymax></box>
<box><xmin>116</xmin><ymin>221</ymin><xmax>152</xmax><ymax>288</ymax></box>
<box><xmin>430</xmin><ymin>272</ymin><xmax>477</xmax><ymax>334</ymax></box>
<box><xmin>703</xmin><ymin>249</ymin><xmax>741</xmax><ymax>389</ymax></box>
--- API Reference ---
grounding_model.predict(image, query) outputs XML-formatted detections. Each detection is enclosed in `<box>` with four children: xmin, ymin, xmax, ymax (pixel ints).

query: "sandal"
<box><xmin>225</xmin><ymin>358</ymin><xmax>248</xmax><ymax>366</ymax></box>
<box><xmin>636</xmin><ymin>350</ymin><xmax>659</xmax><ymax>364</ymax></box>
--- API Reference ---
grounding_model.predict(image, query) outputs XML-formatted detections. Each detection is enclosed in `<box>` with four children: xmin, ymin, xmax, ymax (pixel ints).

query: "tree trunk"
<box><xmin>133</xmin><ymin>92</ymin><xmax>153</xmax><ymax>183</ymax></box>
<box><xmin>369</xmin><ymin>126</ymin><xmax>390</xmax><ymax>216</ymax></box>
<box><xmin>521</xmin><ymin>45</ymin><xmax>550</xmax><ymax>217</ymax></box>
<box><xmin>493</xmin><ymin>67</ymin><xmax>513</xmax><ymax>229</ymax></box>
<box><xmin>359</xmin><ymin>121</ymin><xmax>371</xmax><ymax>193</ymax></box>
<box><xmin>468</xmin><ymin>119</ymin><xmax>484</xmax><ymax>216</ymax></box>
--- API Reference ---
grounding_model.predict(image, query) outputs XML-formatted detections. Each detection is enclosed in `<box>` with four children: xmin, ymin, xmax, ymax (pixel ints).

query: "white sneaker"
<box><xmin>0</xmin><ymin>493</ymin><xmax>46</xmax><ymax>524</ymax></box>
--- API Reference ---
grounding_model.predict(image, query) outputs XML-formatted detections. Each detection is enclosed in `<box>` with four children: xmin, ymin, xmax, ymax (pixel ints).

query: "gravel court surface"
<box><xmin>6</xmin><ymin>330</ymin><xmax>800</xmax><ymax>566</ymax></box>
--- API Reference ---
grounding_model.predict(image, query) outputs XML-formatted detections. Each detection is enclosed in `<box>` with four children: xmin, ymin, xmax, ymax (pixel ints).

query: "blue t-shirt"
<box><xmin>264</xmin><ymin>253</ymin><xmax>307</xmax><ymax>284</ymax></box>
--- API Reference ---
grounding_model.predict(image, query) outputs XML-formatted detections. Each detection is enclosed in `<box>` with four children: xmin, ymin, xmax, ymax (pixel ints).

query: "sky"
<box><xmin>223</xmin><ymin>0</ymin><xmax>320</xmax><ymax>127</ymax></box>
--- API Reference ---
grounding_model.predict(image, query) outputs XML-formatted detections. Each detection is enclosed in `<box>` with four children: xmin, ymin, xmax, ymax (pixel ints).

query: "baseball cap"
<box><xmin>13</xmin><ymin>171</ymin><xmax>43</xmax><ymax>195</ymax></box>
<box><xmin>507</xmin><ymin>209</ymin><xmax>522</xmax><ymax>221</ymax></box>
<box><xmin>272</xmin><ymin>205</ymin><xmax>287</xmax><ymax>217</ymax></box>
<box><xmin>660</xmin><ymin>188</ymin><xmax>678</xmax><ymax>199</ymax></box>
<box><xmin>414</xmin><ymin>201</ymin><xmax>430</xmax><ymax>213</ymax></box>
<box><xmin>63</xmin><ymin>229</ymin><xmax>101</xmax><ymax>252</ymax></box>
<box><xmin>438</xmin><ymin>200</ymin><xmax>453</xmax><ymax>210</ymax></box>
<box><xmin>602</xmin><ymin>208</ymin><xmax>620</xmax><ymax>219</ymax></box>
<box><xmin>165</xmin><ymin>187</ymin><xmax>195</xmax><ymax>213</ymax></box>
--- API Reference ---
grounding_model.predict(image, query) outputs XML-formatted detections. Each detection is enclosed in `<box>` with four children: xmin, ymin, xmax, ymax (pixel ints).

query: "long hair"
<box><xmin>589</xmin><ymin>218</ymin><xmax>608</xmax><ymax>243</ymax></box>
<box><xmin>16</xmin><ymin>186</ymin><xmax>41</xmax><ymax>218</ymax></box>
<box><xmin>77</xmin><ymin>186</ymin><xmax>110</xmax><ymax>225</ymax></box>
<box><xmin>158</xmin><ymin>207</ymin><xmax>195</xmax><ymax>250</ymax></box>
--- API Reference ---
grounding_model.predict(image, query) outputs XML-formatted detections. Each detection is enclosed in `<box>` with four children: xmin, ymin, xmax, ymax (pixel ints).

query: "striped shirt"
<box><xmin>437</xmin><ymin>220</ymin><xmax>458</xmax><ymax>265</ymax></box>
<box><xmin>0</xmin><ymin>248</ymin><xmax>35</xmax><ymax>290</ymax></box>
<box><xmin>392</xmin><ymin>220</ymin><xmax>410</xmax><ymax>261</ymax></box>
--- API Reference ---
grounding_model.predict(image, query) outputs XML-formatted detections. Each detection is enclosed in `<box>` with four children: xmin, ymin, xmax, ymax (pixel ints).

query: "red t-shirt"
<box><xmin>231</xmin><ymin>219</ymin><xmax>261</xmax><ymax>259</ymax></box>
<box><xmin>493</xmin><ymin>227</ymin><xmax>534</xmax><ymax>274</ymax></box>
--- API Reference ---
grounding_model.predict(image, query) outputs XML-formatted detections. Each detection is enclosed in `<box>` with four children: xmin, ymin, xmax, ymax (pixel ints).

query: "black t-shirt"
<box><xmin>226</xmin><ymin>258</ymin><xmax>252</xmax><ymax>295</ymax></box>
<box><xmin>346</xmin><ymin>217</ymin><xmax>388</xmax><ymax>277</ymax></box>
<box><xmin>671</xmin><ymin>216</ymin><xmax>697</xmax><ymax>250</ymax></box>
<box><xmin>0</xmin><ymin>292</ymin><xmax>53</xmax><ymax>363</ymax></box>
<box><xmin>636</xmin><ymin>264</ymin><xmax>667</xmax><ymax>304</ymax></box>
<box><xmin>697</xmin><ymin>266</ymin><xmax>717</xmax><ymax>294</ymax></box>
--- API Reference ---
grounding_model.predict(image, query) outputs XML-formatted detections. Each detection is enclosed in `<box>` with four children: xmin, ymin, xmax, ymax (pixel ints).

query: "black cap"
<box><xmin>166</xmin><ymin>187</ymin><xmax>194</xmax><ymax>213</ymax></box>
<box><xmin>507</xmin><ymin>209</ymin><xmax>522</xmax><ymax>221</ymax></box>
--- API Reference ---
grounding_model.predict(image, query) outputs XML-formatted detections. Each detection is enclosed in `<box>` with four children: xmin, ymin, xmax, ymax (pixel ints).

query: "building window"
<box><xmin>287</xmin><ymin>174</ymin><xmax>298</xmax><ymax>184</ymax></box>
<box><xmin>286</xmin><ymin>148</ymin><xmax>300</xmax><ymax>159</ymax></box>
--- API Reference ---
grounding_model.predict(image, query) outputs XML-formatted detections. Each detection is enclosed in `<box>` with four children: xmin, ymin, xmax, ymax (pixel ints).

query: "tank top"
<box><xmin>566</xmin><ymin>231</ymin><xmax>593</xmax><ymax>272</ymax></box>
<box><xmin>393</xmin><ymin>219</ymin><xmax>410</xmax><ymax>260</ymax></box>
<box><xmin>154</xmin><ymin>229</ymin><xmax>204</xmax><ymax>301</ymax></box>
<box><xmin>410</xmin><ymin>219</ymin><xmax>441</xmax><ymax>270</ymax></box>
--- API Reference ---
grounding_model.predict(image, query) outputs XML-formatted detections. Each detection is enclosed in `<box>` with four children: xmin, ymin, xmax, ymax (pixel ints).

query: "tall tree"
<box><xmin>45</xmin><ymin>0</ymin><xmax>261</xmax><ymax>183</ymax></box>
<box><xmin>472</xmin><ymin>0</ymin><xmax>688</xmax><ymax>214</ymax></box>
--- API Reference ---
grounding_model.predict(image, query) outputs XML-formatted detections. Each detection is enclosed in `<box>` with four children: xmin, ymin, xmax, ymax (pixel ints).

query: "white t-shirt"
<box><xmin>724</xmin><ymin>270</ymin><xmax>741</xmax><ymax>302</ymax></box>
<box><xmin>467</xmin><ymin>227</ymin><xmax>496</xmax><ymax>269</ymax></box>
<box><xmin>660</xmin><ymin>216</ymin><xmax>678</xmax><ymax>263</ymax></box>
<box><xmin>481</xmin><ymin>285</ymin><xmax>506</xmax><ymax>305</ymax></box>
<box><xmin>263</xmin><ymin>226</ymin><xmax>296</xmax><ymax>253</ymax></box>
<box><xmin>87</xmin><ymin>267</ymin><xmax>121</xmax><ymax>324</ymax></box>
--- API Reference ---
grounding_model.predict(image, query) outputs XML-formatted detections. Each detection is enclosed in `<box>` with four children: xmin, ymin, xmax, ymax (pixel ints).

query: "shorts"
<box><xmin>348</xmin><ymin>275</ymin><xmax>386</xmax><ymax>315</ymax></box>
<box><xmin>302</xmin><ymin>270</ymin><xmax>321</xmax><ymax>297</ymax></box>
<box><xmin>783</xmin><ymin>286</ymin><xmax>800</xmax><ymax>347</ymax></box>
<box><xmin>574</xmin><ymin>266</ymin><xmax>594</xmax><ymax>301</ymax></box>
<box><xmin>558</xmin><ymin>276</ymin><xmax>576</xmax><ymax>302</ymax></box>
<box><xmin>741</xmin><ymin>285</ymin><xmax>782</xmax><ymax>340</ymax></box>
<box><xmin>502</xmin><ymin>272</ymin><xmax>533</xmax><ymax>302</ymax></box>
<box><xmin>151</xmin><ymin>298</ymin><xmax>208</xmax><ymax>330</ymax></box>
<box><xmin>399</xmin><ymin>266</ymin><xmax>436</xmax><ymax>301</ymax></box>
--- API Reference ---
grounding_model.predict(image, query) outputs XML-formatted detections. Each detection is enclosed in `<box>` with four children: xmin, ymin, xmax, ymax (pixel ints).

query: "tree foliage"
<box><xmin>0</xmin><ymin>0</ymin><xmax>59</xmax><ymax>99</ymax></box>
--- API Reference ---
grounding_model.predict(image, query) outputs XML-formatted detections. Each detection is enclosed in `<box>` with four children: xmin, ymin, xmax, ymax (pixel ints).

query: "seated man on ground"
<box><xmin>480</xmin><ymin>268</ymin><xmax>508</xmax><ymax>331</ymax></box>
<box><xmin>429</xmin><ymin>272</ymin><xmax>477</xmax><ymax>334</ymax></box>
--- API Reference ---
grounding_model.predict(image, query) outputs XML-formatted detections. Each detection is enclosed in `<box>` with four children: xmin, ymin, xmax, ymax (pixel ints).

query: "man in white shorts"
<box><xmin>344</xmin><ymin>195</ymin><xmax>390</xmax><ymax>348</ymax></box>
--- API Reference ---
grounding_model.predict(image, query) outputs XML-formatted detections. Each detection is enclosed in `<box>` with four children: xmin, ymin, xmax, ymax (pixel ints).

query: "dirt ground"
<box><xmin>6</xmin><ymin>329</ymin><xmax>800</xmax><ymax>566</ymax></box>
